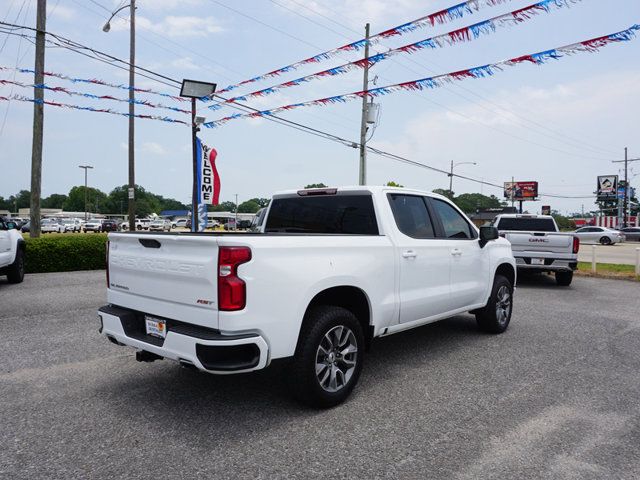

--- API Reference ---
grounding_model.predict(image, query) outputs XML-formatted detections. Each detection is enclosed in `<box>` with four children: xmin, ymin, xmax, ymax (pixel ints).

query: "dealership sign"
<box><xmin>597</xmin><ymin>175</ymin><xmax>618</xmax><ymax>200</ymax></box>
<box><xmin>196</xmin><ymin>137</ymin><xmax>220</xmax><ymax>205</ymax></box>
<box><xmin>504</xmin><ymin>181</ymin><xmax>538</xmax><ymax>200</ymax></box>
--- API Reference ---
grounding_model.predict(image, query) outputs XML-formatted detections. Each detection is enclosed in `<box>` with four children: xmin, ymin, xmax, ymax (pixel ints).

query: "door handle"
<box><xmin>402</xmin><ymin>250</ymin><xmax>417</xmax><ymax>258</ymax></box>
<box><xmin>451</xmin><ymin>248</ymin><xmax>462</xmax><ymax>256</ymax></box>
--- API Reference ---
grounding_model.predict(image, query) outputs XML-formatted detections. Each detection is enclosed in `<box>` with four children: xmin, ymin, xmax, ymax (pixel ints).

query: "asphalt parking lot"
<box><xmin>1</xmin><ymin>271</ymin><xmax>639</xmax><ymax>479</ymax></box>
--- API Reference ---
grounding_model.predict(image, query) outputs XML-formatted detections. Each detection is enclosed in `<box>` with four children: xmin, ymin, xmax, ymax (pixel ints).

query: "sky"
<box><xmin>0</xmin><ymin>0</ymin><xmax>639</xmax><ymax>215</ymax></box>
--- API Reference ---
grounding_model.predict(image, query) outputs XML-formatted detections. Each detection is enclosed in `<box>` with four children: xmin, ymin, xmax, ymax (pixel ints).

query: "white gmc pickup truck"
<box><xmin>99</xmin><ymin>186</ymin><xmax>516</xmax><ymax>407</ymax></box>
<box><xmin>492</xmin><ymin>214</ymin><xmax>579</xmax><ymax>286</ymax></box>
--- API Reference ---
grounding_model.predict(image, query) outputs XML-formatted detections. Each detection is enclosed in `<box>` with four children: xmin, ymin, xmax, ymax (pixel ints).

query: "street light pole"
<box><xmin>235</xmin><ymin>194</ymin><xmax>238</xmax><ymax>231</ymax></box>
<box><xmin>448</xmin><ymin>161</ymin><xmax>477</xmax><ymax>198</ymax></box>
<box><xmin>103</xmin><ymin>1</ymin><xmax>136</xmax><ymax>230</ymax></box>
<box><xmin>79</xmin><ymin>165</ymin><xmax>93</xmax><ymax>221</ymax></box>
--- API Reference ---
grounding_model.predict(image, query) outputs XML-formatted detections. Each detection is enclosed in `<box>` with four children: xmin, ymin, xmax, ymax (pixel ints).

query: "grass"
<box><xmin>576</xmin><ymin>261</ymin><xmax>639</xmax><ymax>281</ymax></box>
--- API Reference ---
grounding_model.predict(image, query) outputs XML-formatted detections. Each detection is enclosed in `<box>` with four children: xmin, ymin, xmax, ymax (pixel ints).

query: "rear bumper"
<box><xmin>98</xmin><ymin>305</ymin><xmax>269</xmax><ymax>374</ymax></box>
<box><xmin>515</xmin><ymin>257</ymin><xmax>577</xmax><ymax>272</ymax></box>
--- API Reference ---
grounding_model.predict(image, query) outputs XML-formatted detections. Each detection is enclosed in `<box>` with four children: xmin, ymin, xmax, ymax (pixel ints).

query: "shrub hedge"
<box><xmin>24</xmin><ymin>233</ymin><xmax>107</xmax><ymax>273</ymax></box>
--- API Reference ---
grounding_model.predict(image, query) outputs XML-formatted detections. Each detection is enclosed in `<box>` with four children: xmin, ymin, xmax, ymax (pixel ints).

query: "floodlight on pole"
<box><xmin>180</xmin><ymin>79</ymin><xmax>217</xmax><ymax>233</ymax></box>
<box><xmin>79</xmin><ymin>165</ymin><xmax>94</xmax><ymax>221</ymax></box>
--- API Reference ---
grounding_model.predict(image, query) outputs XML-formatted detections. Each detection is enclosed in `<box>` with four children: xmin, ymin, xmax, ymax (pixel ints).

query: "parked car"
<box><xmin>619</xmin><ymin>227</ymin><xmax>640</xmax><ymax>242</ymax></box>
<box><xmin>99</xmin><ymin>186</ymin><xmax>516</xmax><ymax>407</ymax></box>
<box><xmin>223</xmin><ymin>219</ymin><xmax>236</xmax><ymax>230</ymax></box>
<box><xmin>41</xmin><ymin>219</ymin><xmax>64</xmax><ymax>233</ymax></box>
<box><xmin>173</xmin><ymin>218</ymin><xmax>188</xmax><ymax>229</ymax></box>
<box><xmin>0</xmin><ymin>218</ymin><xmax>25</xmax><ymax>283</ymax></box>
<box><xmin>573</xmin><ymin>226</ymin><xmax>624</xmax><ymax>245</ymax></box>
<box><xmin>84</xmin><ymin>219</ymin><xmax>118</xmax><ymax>233</ymax></box>
<box><xmin>149</xmin><ymin>219</ymin><xmax>172</xmax><ymax>232</ymax></box>
<box><xmin>60</xmin><ymin>218</ymin><xmax>81</xmax><ymax>233</ymax></box>
<box><xmin>20</xmin><ymin>221</ymin><xmax>30</xmax><ymax>233</ymax></box>
<box><xmin>492</xmin><ymin>214</ymin><xmax>578</xmax><ymax>286</ymax></box>
<box><xmin>121</xmin><ymin>218</ymin><xmax>151</xmax><ymax>231</ymax></box>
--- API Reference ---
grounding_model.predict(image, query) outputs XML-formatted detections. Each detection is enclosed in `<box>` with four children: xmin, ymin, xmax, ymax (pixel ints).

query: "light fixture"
<box><xmin>180</xmin><ymin>79</ymin><xmax>217</xmax><ymax>99</ymax></box>
<box><xmin>195</xmin><ymin>116</ymin><xmax>206</xmax><ymax>126</ymax></box>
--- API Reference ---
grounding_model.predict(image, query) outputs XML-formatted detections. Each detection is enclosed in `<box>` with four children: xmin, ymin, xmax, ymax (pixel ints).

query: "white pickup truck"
<box><xmin>99</xmin><ymin>186</ymin><xmax>516</xmax><ymax>407</ymax></box>
<box><xmin>492</xmin><ymin>214</ymin><xmax>579</xmax><ymax>286</ymax></box>
<box><xmin>0</xmin><ymin>218</ymin><xmax>25</xmax><ymax>284</ymax></box>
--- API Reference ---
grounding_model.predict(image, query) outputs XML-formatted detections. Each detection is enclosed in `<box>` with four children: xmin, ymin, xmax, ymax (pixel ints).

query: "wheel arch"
<box><xmin>494</xmin><ymin>262</ymin><xmax>516</xmax><ymax>288</ymax></box>
<box><xmin>302</xmin><ymin>285</ymin><xmax>373</xmax><ymax>350</ymax></box>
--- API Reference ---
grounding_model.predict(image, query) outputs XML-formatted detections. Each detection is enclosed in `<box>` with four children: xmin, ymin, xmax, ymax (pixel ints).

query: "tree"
<box><xmin>305</xmin><ymin>183</ymin><xmax>327</xmax><ymax>189</ymax></box>
<box><xmin>238</xmin><ymin>200</ymin><xmax>260</xmax><ymax>213</ymax></box>
<box><xmin>210</xmin><ymin>201</ymin><xmax>237</xmax><ymax>213</ymax></box>
<box><xmin>5</xmin><ymin>190</ymin><xmax>30</xmax><ymax>211</ymax></box>
<box><xmin>248</xmin><ymin>197</ymin><xmax>270</xmax><ymax>208</ymax></box>
<box><xmin>63</xmin><ymin>186</ymin><xmax>108</xmax><ymax>213</ymax></box>
<box><xmin>41</xmin><ymin>193</ymin><xmax>68</xmax><ymax>209</ymax></box>
<box><xmin>0</xmin><ymin>196</ymin><xmax>11</xmax><ymax>211</ymax></box>
<box><xmin>453</xmin><ymin>193</ymin><xmax>502</xmax><ymax>214</ymax></box>
<box><xmin>432</xmin><ymin>188</ymin><xmax>454</xmax><ymax>200</ymax></box>
<box><xmin>551</xmin><ymin>211</ymin><xmax>576</xmax><ymax>231</ymax></box>
<box><xmin>386</xmin><ymin>181</ymin><xmax>404</xmax><ymax>187</ymax></box>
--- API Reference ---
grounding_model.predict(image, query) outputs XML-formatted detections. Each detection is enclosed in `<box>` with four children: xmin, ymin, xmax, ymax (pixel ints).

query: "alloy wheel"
<box><xmin>315</xmin><ymin>325</ymin><xmax>358</xmax><ymax>393</ymax></box>
<box><xmin>495</xmin><ymin>285</ymin><xmax>512</xmax><ymax>326</ymax></box>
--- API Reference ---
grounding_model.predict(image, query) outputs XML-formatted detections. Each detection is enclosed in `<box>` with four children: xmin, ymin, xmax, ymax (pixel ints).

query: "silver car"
<box><xmin>149</xmin><ymin>219</ymin><xmax>172</xmax><ymax>232</ymax></box>
<box><xmin>573</xmin><ymin>226</ymin><xmax>624</xmax><ymax>245</ymax></box>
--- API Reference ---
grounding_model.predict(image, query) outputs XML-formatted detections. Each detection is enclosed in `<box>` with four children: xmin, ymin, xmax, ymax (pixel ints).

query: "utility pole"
<box><xmin>127</xmin><ymin>0</ymin><xmax>136</xmax><ymax>231</ymax></box>
<box><xmin>358</xmin><ymin>23</ymin><xmax>370</xmax><ymax>186</ymax></box>
<box><xmin>29</xmin><ymin>0</ymin><xmax>46</xmax><ymax>238</ymax></box>
<box><xmin>449</xmin><ymin>160</ymin><xmax>454</xmax><ymax>194</ymax></box>
<box><xmin>79</xmin><ymin>165</ymin><xmax>93</xmax><ymax>221</ymax></box>
<box><xmin>612</xmin><ymin>147</ymin><xmax>640</xmax><ymax>228</ymax></box>
<box><xmin>234</xmin><ymin>194</ymin><xmax>238</xmax><ymax>231</ymax></box>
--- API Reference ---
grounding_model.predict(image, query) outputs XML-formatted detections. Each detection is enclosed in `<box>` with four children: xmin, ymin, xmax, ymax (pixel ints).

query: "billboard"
<box><xmin>504</xmin><ymin>181</ymin><xmax>538</xmax><ymax>200</ymax></box>
<box><xmin>597</xmin><ymin>175</ymin><xmax>618</xmax><ymax>200</ymax></box>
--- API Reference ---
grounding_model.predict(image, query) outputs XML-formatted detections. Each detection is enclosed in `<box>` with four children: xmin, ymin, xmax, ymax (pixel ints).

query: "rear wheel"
<box><xmin>600</xmin><ymin>236</ymin><xmax>611</xmax><ymax>245</ymax></box>
<box><xmin>289</xmin><ymin>306</ymin><xmax>364</xmax><ymax>408</ymax></box>
<box><xmin>555</xmin><ymin>270</ymin><xmax>573</xmax><ymax>286</ymax></box>
<box><xmin>7</xmin><ymin>249</ymin><xmax>25</xmax><ymax>284</ymax></box>
<box><xmin>475</xmin><ymin>275</ymin><xmax>513</xmax><ymax>334</ymax></box>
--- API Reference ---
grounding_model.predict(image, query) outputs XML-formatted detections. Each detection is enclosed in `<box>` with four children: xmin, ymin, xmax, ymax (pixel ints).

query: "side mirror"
<box><xmin>479</xmin><ymin>225</ymin><xmax>499</xmax><ymax>248</ymax></box>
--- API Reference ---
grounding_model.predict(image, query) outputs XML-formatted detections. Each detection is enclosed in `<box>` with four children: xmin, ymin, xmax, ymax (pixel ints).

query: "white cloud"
<box><xmin>170</xmin><ymin>57</ymin><xmax>200</xmax><ymax>70</ymax></box>
<box><xmin>120</xmin><ymin>142</ymin><xmax>168</xmax><ymax>155</ymax></box>
<box><xmin>110</xmin><ymin>15</ymin><xmax>224</xmax><ymax>38</ymax></box>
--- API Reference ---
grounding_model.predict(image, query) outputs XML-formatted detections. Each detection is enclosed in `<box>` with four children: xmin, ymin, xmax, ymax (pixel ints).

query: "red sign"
<box><xmin>504</xmin><ymin>181</ymin><xmax>538</xmax><ymax>200</ymax></box>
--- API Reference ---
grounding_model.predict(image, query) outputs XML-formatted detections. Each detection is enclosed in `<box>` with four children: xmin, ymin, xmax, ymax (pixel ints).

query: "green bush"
<box><xmin>24</xmin><ymin>234</ymin><xmax>107</xmax><ymax>273</ymax></box>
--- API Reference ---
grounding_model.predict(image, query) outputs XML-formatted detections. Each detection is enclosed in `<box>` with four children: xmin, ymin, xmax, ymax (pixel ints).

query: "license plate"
<box><xmin>531</xmin><ymin>258</ymin><xmax>544</xmax><ymax>265</ymax></box>
<box><xmin>145</xmin><ymin>316</ymin><xmax>166</xmax><ymax>338</ymax></box>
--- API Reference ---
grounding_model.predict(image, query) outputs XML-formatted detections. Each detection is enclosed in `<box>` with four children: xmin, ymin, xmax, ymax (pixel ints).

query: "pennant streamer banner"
<box><xmin>204</xmin><ymin>25</ymin><xmax>640</xmax><ymax>129</ymax></box>
<box><xmin>217</xmin><ymin>0</ymin><xmax>511</xmax><ymax>94</ymax></box>
<box><xmin>196</xmin><ymin>137</ymin><xmax>221</xmax><ymax>206</ymax></box>
<box><xmin>0</xmin><ymin>78</ymin><xmax>191</xmax><ymax>114</ymax></box>
<box><xmin>0</xmin><ymin>65</ymin><xmax>188</xmax><ymax>102</ymax></box>
<box><xmin>0</xmin><ymin>94</ymin><xmax>188</xmax><ymax>125</ymax></box>
<box><xmin>210</xmin><ymin>0</ymin><xmax>580</xmax><ymax>111</ymax></box>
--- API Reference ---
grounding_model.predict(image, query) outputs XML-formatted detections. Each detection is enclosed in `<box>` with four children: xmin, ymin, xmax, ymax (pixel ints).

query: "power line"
<box><xmin>0</xmin><ymin>21</ymin><xmax>601</xmax><ymax>201</ymax></box>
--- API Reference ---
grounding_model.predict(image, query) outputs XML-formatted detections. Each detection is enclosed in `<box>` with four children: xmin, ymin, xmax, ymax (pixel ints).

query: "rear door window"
<box><xmin>265</xmin><ymin>194</ymin><xmax>378</xmax><ymax>234</ymax></box>
<box><xmin>387</xmin><ymin>194</ymin><xmax>435</xmax><ymax>239</ymax></box>
<box><xmin>496</xmin><ymin>217</ymin><xmax>557</xmax><ymax>232</ymax></box>
<box><xmin>431</xmin><ymin>199</ymin><xmax>476</xmax><ymax>239</ymax></box>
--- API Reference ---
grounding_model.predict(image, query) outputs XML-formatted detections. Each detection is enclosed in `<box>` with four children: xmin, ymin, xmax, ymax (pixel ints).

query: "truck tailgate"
<box><xmin>107</xmin><ymin>233</ymin><xmax>219</xmax><ymax>327</ymax></box>
<box><xmin>505</xmin><ymin>231</ymin><xmax>573</xmax><ymax>255</ymax></box>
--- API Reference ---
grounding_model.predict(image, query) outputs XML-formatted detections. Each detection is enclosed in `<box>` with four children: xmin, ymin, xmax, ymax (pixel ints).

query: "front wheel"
<box><xmin>555</xmin><ymin>270</ymin><xmax>573</xmax><ymax>286</ymax></box>
<box><xmin>289</xmin><ymin>306</ymin><xmax>364</xmax><ymax>408</ymax></box>
<box><xmin>475</xmin><ymin>275</ymin><xmax>513</xmax><ymax>334</ymax></box>
<box><xmin>7</xmin><ymin>249</ymin><xmax>25</xmax><ymax>284</ymax></box>
<box><xmin>600</xmin><ymin>236</ymin><xmax>612</xmax><ymax>245</ymax></box>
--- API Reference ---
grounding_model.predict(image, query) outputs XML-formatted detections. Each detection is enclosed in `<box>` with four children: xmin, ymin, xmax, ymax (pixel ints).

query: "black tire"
<box><xmin>600</xmin><ymin>236</ymin><xmax>611</xmax><ymax>245</ymax></box>
<box><xmin>555</xmin><ymin>270</ymin><xmax>573</xmax><ymax>286</ymax></box>
<box><xmin>289</xmin><ymin>306</ymin><xmax>364</xmax><ymax>408</ymax></box>
<box><xmin>7</xmin><ymin>248</ymin><xmax>25</xmax><ymax>284</ymax></box>
<box><xmin>475</xmin><ymin>274</ymin><xmax>513</xmax><ymax>334</ymax></box>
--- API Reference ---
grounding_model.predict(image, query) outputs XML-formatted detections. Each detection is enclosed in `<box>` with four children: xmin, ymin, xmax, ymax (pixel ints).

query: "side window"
<box><xmin>387</xmin><ymin>194</ymin><xmax>435</xmax><ymax>239</ymax></box>
<box><xmin>431</xmin><ymin>199</ymin><xmax>475</xmax><ymax>239</ymax></box>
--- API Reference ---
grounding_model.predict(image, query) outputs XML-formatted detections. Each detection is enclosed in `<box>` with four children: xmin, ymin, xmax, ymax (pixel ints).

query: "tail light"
<box><xmin>218</xmin><ymin>246</ymin><xmax>252</xmax><ymax>311</ymax></box>
<box><xmin>572</xmin><ymin>236</ymin><xmax>580</xmax><ymax>254</ymax></box>
<box><xmin>106</xmin><ymin>240</ymin><xmax>110</xmax><ymax>288</ymax></box>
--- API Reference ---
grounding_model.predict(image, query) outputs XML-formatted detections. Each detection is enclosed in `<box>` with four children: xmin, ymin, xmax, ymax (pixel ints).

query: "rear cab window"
<box><xmin>496</xmin><ymin>217</ymin><xmax>557</xmax><ymax>232</ymax></box>
<box><xmin>265</xmin><ymin>193</ymin><xmax>379</xmax><ymax>234</ymax></box>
